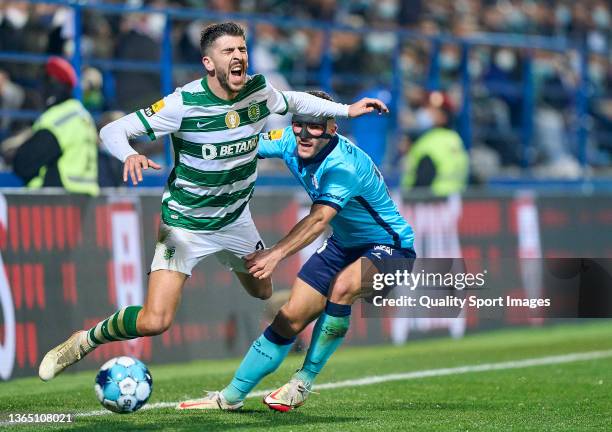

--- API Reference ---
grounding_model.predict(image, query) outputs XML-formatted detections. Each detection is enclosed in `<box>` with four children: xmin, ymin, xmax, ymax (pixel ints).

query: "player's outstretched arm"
<box><xmin>282</xmin><ymin>91</ymin><xmax>389</xmax><ymax>119</ymax></box>
<box><xmin>100</xmin><ymin>91</ymin><xmax>185</xmax><ymax>185</ymax></box>
<box><xmin>245</xmin><ymin>204</ymin><xmax>337</xmax><ymax>279</ymax></box>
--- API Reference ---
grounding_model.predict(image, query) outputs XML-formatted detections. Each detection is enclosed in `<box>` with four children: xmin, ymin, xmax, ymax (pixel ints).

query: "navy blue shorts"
<box><xmin>297</xmin><ymin>235</ymin><xmax>417</xmax><ymax>297</ymax></box>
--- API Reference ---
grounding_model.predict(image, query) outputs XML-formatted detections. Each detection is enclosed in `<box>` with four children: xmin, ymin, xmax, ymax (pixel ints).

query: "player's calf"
<box><xmin>271</xmin><ymin>303</ymin><xmax>313</xmax><ymax>337</ymax></box>
<box><xmin>235</xmin><ymin>272</ymin><xmax>273</xmax><ymax>300</ymax></box>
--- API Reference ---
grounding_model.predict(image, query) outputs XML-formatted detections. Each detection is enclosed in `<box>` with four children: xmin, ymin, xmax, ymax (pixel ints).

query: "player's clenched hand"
<box><xmin>245</xmin><ymin>248</ymin><xmax>283</xmax><ymax>279</ymax></box>
<box><xmin>348</xmin><ymin>97</ymin><xmax>389</xmax><ymax>118</ymax></box>
<box><xmin>123</xmin><ymin>154</ymin><xmax>162</xmax><ymax>186</ymax></box>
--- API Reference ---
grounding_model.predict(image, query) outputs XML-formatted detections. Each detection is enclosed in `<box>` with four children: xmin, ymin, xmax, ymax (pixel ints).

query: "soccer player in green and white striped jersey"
<box><xmin>38</xmin><ymin>22</ymin><xmax>389</xmax><ymax>381</ymax></box>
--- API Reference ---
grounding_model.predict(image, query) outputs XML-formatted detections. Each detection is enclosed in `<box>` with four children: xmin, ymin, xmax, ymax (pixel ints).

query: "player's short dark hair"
<box><xmin>306</xmin><ymin>90</ymin><xmax>335</xmax><ymax>102</ymax></box>
<box><xmin>200</xmin><ymin>22</ymin><xmax>245</xmax><ymax>56</ymax></box>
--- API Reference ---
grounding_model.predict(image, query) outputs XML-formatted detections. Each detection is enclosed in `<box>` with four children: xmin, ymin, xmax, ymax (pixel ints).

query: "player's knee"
<box><xmin>329</xmin><ymin>276</ymin><xmax>360</xmax><ymax>304</ymax></box>
<box><xmin>138</xmin><ymin>311</ymin><xmax>173</xmax><ymax>336</ymax></box>
<box><xmin>242</xmin><ymin>277</ymin><xmax>272</xmax><ymax>300</ymax></box>
<box><xmin>273</xmin><ymin>304</ymin><xmax>307</xmax><ymax>336</ymax></box>
<box><xmin>255</xmin><ymin>280</ymin><xmax>273</xmax><ymax>300</ymax></box>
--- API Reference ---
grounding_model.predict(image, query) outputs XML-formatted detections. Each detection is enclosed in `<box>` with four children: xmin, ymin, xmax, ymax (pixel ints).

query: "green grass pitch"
<box><xmin>1</xmin><ymin>321</ymin><xmax>611</xmax><ymax>431</ymax></box>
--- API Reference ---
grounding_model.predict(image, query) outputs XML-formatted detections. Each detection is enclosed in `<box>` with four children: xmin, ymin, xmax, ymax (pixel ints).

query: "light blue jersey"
<box><xmin>258</xmin><ymin>127</ymin><xmax>414</xmax><ymax>249</ymax></box>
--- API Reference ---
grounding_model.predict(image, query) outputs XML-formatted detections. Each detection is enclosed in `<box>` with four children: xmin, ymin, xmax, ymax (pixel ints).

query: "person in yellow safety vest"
<box><xmin>402</xmin><ymin>91</ymin><xmax>469</xmax><ymax>197</ymax></box>
<box><xmin>12</xmin><ymin>57</ymin><xmax>99</xmax><ymax>196</ymax></box>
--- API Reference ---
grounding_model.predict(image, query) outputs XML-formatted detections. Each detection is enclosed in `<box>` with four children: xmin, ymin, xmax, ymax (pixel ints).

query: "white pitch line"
<box><xmin>3</xmin><ymin>349</ymin><xmax>611</xmax><ymax>425</ymax></box>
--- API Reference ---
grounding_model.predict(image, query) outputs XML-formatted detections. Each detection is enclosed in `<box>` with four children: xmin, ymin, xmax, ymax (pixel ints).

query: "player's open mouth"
<box><xmin>229</xmin><ymin>64</ymin><xmax>245</xmax><ymax>82</ymax></box>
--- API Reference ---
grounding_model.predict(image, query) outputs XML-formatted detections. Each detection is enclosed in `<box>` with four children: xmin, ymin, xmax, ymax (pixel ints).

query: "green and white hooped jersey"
<box><xmin>135</xmin><ymin>75</ymin><xmax>288</xmax><ymax>231</ymax></box>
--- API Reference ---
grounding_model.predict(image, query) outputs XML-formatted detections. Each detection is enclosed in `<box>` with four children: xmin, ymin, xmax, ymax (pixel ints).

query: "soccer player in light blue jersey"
<box><xmin>177</xmin><ymin>91</ymin><xmax>416</xmax><ymax>411</ymax></box>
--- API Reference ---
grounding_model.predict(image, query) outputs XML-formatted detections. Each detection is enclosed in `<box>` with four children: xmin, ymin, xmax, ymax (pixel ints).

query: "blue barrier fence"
<box><xmin>0</xmin><ymin>0</ymin><xmax>595</xmax><ymax>182</ymax></box>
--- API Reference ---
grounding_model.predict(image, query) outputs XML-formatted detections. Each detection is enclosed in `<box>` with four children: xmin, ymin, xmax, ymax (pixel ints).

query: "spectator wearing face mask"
<box><xmin>484</xmin><ymin>48</ymin><xmax>523</xmax><ymax>128</ymax></box>
<box><xmin>401</xmin><ymin>91</ymin><xmax>469</xmax><ymax>196</ymax></box>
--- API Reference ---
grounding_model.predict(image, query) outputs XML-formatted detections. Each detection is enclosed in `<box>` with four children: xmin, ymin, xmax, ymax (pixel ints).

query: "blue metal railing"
<box><xmin>1</xmin><ymin>0</ymin><xmax>593</xmax><ymax>176</ymax></box>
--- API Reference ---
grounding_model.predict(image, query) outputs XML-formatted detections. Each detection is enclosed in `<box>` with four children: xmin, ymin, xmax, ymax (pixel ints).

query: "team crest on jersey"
<box><xmin>266</xmin><ymin>129</ymin><xmax>284</xmax><ymax>140</ymax></box>
<box><xmin>247</xmin><ymin>102</ymin><xmax>260</xmax><ymax>122</ymax></box>
<box><xmin>144</xmin><ymin>99</ymin><xmax>165</xmax><ymax>117</ymax></box>
<box><xmin>225</xmin><ymin>110</ymin><xmax>240</xmax><ymax>129</ymax></box>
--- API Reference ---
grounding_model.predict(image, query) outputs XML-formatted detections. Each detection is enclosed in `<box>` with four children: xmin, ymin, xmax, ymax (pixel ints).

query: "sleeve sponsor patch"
<box><xmin>144</xmin><ymin>99</ymin><xmax>165</xmax><ymax>117</ymax></box>
<box><xmin>266</xmin><ymin>129</ymin><xmax>284</xmax><ymax>140</ymax></box>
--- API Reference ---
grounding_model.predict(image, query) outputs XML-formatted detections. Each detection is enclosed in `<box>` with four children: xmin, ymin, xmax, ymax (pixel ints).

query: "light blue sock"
<box><xmin>294</xmin><ymin>301</ymin><xmax>351</xmax><ymax>386</ymax></box>
<box><xmin>221</xmin><ymin>326</ymin><xmax>295</xmax><ymax>403</ymax></box>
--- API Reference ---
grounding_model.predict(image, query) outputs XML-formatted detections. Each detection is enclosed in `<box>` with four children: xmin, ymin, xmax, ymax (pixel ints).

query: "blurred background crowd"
<box><xmin>0</xmin><ymin>0</ymin><xmax>610</xmax><ymax>187</ymax></box>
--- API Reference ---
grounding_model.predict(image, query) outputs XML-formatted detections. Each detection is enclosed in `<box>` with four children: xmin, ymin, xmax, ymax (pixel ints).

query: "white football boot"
<box><xmin>263</xmin><ymin>378</ymin><xmax>313</xmax><ymax>412</ymax></box>
<box><xmin>176</xmin><ymin>391</ymin><xmax>244</xmax><ymax>411</ymax></box>
<box><xmin>38</xmin><ymin>331</ymin><xmax>95</xmax><ymax>381</ymax></box>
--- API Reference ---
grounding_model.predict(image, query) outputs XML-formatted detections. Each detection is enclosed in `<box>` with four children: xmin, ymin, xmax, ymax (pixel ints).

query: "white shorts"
<box><xmin>150</xmin><ymin>206</ymin><xmax>265</xmax><ymax>276</ymax></box>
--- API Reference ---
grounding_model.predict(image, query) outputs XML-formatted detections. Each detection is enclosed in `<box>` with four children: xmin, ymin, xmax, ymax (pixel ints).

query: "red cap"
<box><xmin>46</xmin><ymin>56</ymin><xmax>77</xmax><ymax>89</ymax></box>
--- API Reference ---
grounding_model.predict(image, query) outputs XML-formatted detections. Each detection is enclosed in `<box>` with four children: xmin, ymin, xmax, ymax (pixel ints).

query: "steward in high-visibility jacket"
<box><xmin>13</xmin><ymin>57</ymin><xmax>99</xmax><ymax>196</ymax></box>
<box><xmin>402</xmin><ymin>127</ymin><xmax>469</xmax><ymax>197</ymax></box>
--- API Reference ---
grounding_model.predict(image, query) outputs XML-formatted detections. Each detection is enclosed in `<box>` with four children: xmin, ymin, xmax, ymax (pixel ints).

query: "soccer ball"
<box><xmin>94</xmin><ymin>356</ymin><xmax>153</xmax><ymax>413</ymax></box>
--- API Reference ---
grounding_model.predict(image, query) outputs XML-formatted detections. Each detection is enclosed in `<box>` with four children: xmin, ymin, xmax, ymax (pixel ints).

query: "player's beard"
<box><xmin>217</xmin><ymin>63</ymin><xmax>245</xmax><ymax>95</ymax></box>
<box><xmin>217</xmin><ymin>69</ymin><xmax>233</xmax><ymax>94</ymax></box>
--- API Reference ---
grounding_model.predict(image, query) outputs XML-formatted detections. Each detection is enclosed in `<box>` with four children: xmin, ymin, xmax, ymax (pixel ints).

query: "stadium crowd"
<box><xmin>0</xmin><ymin>0</ymin><xmax>610</xmax><ymax>182</ymax></box>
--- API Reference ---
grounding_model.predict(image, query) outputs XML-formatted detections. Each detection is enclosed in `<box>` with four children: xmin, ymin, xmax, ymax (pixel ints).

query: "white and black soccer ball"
<box><xmin>94</xmin><ymin>356</ymin><xmax>153</xmax><ymax>413</ymax></box>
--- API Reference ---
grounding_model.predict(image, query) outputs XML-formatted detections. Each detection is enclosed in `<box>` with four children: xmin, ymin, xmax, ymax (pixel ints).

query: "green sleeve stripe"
<box><xmin>279</xmin><ymin>92</ymin><xmax>289</xmax><ymax>115</ymax></box>
<box><xmin>174</xmin><ymin>158</ymin><xmax>257</xmax><ymax>187</ymax></box>
<box><xmin>136</xmin><ymin>111</ymin><xmax>156</xmax><ymax>140</ymax></box>
<box><xmin>168</xmin><ymin>181</ymin><xmax>255</xmax><ymax>208</ymax></box>
<box><xmin>162</xmin><ymin>198</ymin><xmax>251</xmax><ymax>231</ymax></box>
